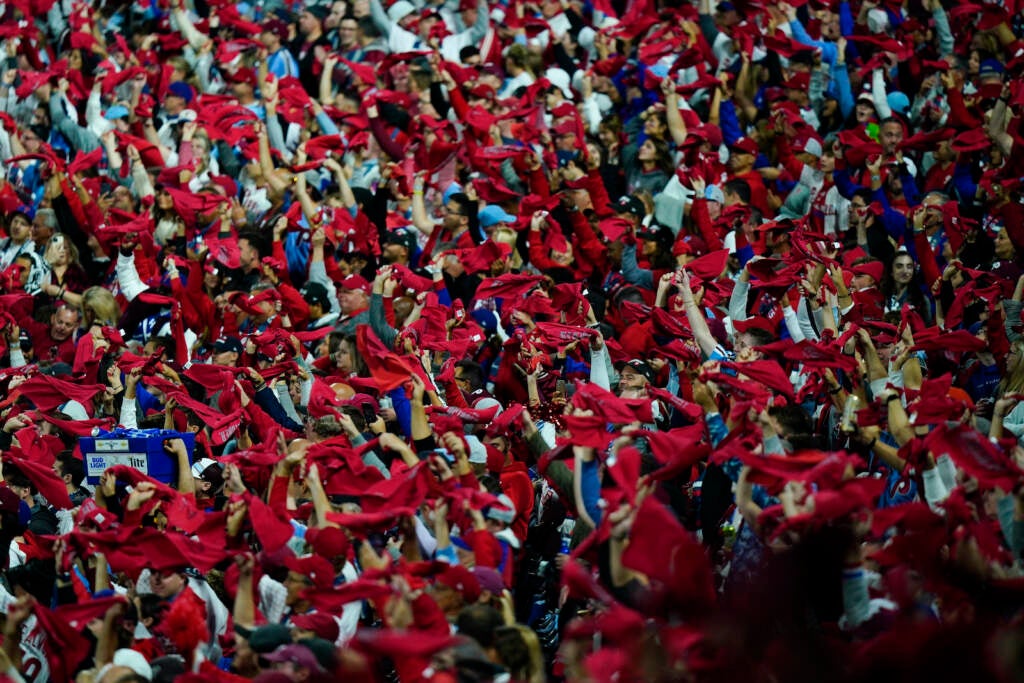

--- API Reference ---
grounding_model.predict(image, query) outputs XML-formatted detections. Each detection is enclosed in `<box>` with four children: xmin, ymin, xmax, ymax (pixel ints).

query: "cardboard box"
<box><xmin>79</xmin><ymin>429</ymin><xmax>195</xmax><ymax>485</ymax></box>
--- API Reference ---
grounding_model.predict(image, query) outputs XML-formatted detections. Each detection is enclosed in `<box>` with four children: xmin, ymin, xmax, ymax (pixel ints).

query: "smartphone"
<box><xmin>361</xmin><ymin>403</ymin><xmax>377</xmax><ymax>424</ymax></box>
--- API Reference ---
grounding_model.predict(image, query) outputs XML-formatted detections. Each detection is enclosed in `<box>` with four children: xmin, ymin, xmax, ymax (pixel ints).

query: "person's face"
<box><xmin>418</xmin><ymin>14</ymin><xmax>439</xmax><ymax>39</ymax></box>
<box><xmin>443</xmin><ymin>201</ymin><xmax>466</xmax><ymax>230</ymax></box>
<box><xmin>643</xmin><ymin>116</ymin><xmax>665</xmax><ymax>138</ymax></box>
<box><xmin>231</xmin><ymin>634</ymin><xmax>259</xmax><ymax>674</ymax></box>
<box><xmin>334</xmin><ymin>341</ymin><xmax>355</xmax><ymax>373</ymax></box>
<box><xmin>239</xmin><ymin>238</ymin><xmax>257</xmax><ymax>269</ymax></box>
<box><xmin>15</xmin><ymin>257</ymin><xmax>31</xmax><ymax>286</ymax></box>
<box><xmin>428</xmin><ymin>583</ymin><xmax>461</xmax><ymax>614</ymax></box>
<box><xmin>544</xmin><ymin>87</ymin><xmax>563</xmax><ymax>109</ymax></box>
<box><xmin>554</xmin><ymin>131</ymin><xmax>576</xmax><ymax>152</ymax></box>
<box><xmin>728</xmin><ymin>150</ymin><xmax>753</xmax><ymax>172</ymax></box>
<box><xmin>164</xmin><ymin>93</ymin><xmax>186</xmax><ymax>114</ymax></box>
<box><xmin>852</xmin><ymin>272</ymin><xmax>875</xmax><ymax>290</ymax></box>
<box><xmin>934</xmin><ymin>139</ymin><xmax>955</xmax><ymax>163</ymax></box>
<box><xmin>892</xmin><ymin>255</ymin><xmax>914</xmax><ymax>285</ymax></box>
<box><xmin>337</xmin><ymin>288</ymin><xmax>366</xmax><ymax>314</ymax></box>
<box><xmin>283</xmin><ymin>571</ymin><xmax>312</xmax><ymax>606</ymax></box>
<box><xmin>638</xmin><ymin>139</ymin><xmax>656</xmax><ymax>162</ymax></box>
<box><xmin>339</xmin><ymin>18</ymin><xmax>358</xmax><ymax>47</ymax></box>
<box><xmin>326</xmin><ymin>1</ymin><xmax>346</xmax><ymax>28</ymax></box>
<box><xmin>203</xmin><ymin>269</ymin><xmax>220</xmax><ymax>289</ymax></box>
<box><xmin>640</xmin><ymin>237</ymin><xmax>658</xmax><ymax>256</ymax></box>
<box><xmin>298</xmin><ymin>11</ymin><xmax>320</xmax><ymax>35</ymax></box>
<box><xmin>213</xmin><ymin>349</ymin><xmax>238</xmax><ymax>366</ymax></box>
<box><xmin>382</xmin><ymin>242</ymin><xmax>406</xmax><ymax>263</ymax></box>
<box><xmin>995</xmin><ymin>228</ymin><xmax>1016</xmax><ymax>260</ymax></box>
<box><xmin>733</xmin><ymin>333</ymin><xmax>762</xmax><ymax>362</ymax></box>
<box><xmin>113</xmin><ymin>185</ymin><xmax>135</xmax><ymax>211</ymax></box>
<box><xmin>150</xmin><ymin>570</ymin><xmax>186</xmax><ymax>599</ymax></box>
<box><xmin>880</xmin><ymin>122</ymin><xmax>903</xmax><ymax>154</ymax></box>
<box><xmin>50</xmin><ymin>308</ymin><xmax>79</xmax><ymax>340</ymax></box>
<box><xmin>968</xmin><ymin>50</ymin><xmax>981</xmax><ymax>76</ymax></box>
<box><xmin>617</xmin><ymin>367</ymin><xmax>648</xmax><ymax>396</ymax></box>
<box><xmin>818</xmin><ymin>151</ymin><xmax>836</xmax><ymax>174</ymax></box>
<box><xmin>1008</xmin><ymin>344</ymin><xmax>1024</xmax><ymax>373</ymax></box>
<box><xmin>821</xmin><ymin>11</ymin><xmax>840</xmax><ymax>40</ymax></box>
<box><xmin>8</xmin><ymin>215</ymin><xmax>29</xmax><ymax>242</ymax></box>
<box><xmin>316</xmin><ymin>336</ymin><xmax>331</xmax><ymax>358</ymax></box>
<box><xmin>855</xmin><ymin>100</ymin><xmax>874</xmax><ymax>123</ymax></box>
<box><xmin>21</xmin><ymin>130</ymin><xmax>42</xmax><ymax>150</ymax></box>
<box><xmin>849</xmin><ymin>196</ymin><xmax>869</xmax><ymax>225</ymax></box>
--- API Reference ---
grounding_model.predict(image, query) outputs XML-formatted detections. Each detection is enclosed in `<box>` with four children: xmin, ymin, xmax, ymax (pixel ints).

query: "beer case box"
<box><xmin>79</xmin><ymin>429</ymin><xmax>195</xmax><ymax>485</ymax></box>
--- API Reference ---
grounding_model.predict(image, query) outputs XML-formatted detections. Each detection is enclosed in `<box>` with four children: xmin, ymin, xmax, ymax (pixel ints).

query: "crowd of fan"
<box><xmin>0</xmin><ymin>0</ymin><xmax>1022</xmax><ymax>680</ymax></box>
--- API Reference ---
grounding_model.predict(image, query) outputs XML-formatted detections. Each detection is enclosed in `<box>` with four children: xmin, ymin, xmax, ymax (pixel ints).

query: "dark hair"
<box><xmin>7</xmin><ymin>560</ymin><xmax>56</xmax><ymax>603</ymax></box>
<box><xmin>56</xmin><ymin>453</ymin><xmax>85</xmax><ymax>487</ymax></box>
<box><xmin>456</xmin><ymin>605</ymin><xmax>504</xmax><ymax>649</ymax></box>
<box><xmin>237</xmin><ymin>231</ymin><xmax>270</xmax><ymax>261</ymax></box>
<box><xmin>447</xmin><ymin>192</ymin><xmax>471</xmax><ymax>216</ymax></box>
<box><xmin>767</xmin><ymin>403</ymin><xmax>814</xmax><ymax>440</ymax></box>
<box><xmin>723</xmin><ymin>178</ymin><xmax>752</xmax><ymax>205</ymax></box>
<box><xmin>738</xmin><ymin>327</ymin><xmax>775</xmax><ymax>348</ymax></box>
<box><xmin>455</xmin><ymin>359</ymin><xmax>486</xmax><ymax>391</ymax></box>
<box><xmin>357</xmin><ymin>15</ymin><xmax>380</xmax><ymax>38</ymax></box>
<box><xmin>138</xmin><ymin>594</ymin><xmax>169</xmax><ymax>626</ymax></box>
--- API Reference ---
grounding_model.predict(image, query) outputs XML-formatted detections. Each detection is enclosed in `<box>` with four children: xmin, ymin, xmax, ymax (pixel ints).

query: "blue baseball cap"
<box><xmin>104</xmin><ymin>105</ymin><xmax>129</xmax><ymax>120</ymax></box>
<box><xmin>478</xmin><ymin>205</ymin><xmax>517</xmax><ymax>228</ymax></box>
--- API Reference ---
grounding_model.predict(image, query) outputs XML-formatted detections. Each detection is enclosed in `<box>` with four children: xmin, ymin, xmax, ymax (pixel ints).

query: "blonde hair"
<box><xmin>494</xmin><ymin>625</ymin><xmax>545</xmax><ymax>683</ymax></box>
<box><xmin>81</xmin><ymin>287</ymin><xmax>120</xmax><ymax>328</ymax></box>
<box><xmin>1000</xmin><ymin>339</ymin><xmax>1024</xmax><ymax>396</ymax></box>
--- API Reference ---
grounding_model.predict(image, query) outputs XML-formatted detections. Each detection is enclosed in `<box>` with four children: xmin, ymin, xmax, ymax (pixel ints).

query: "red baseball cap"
<box><xmin>434</xmin><ymin>564</ymin><xmax>481</xmax><ymax>603</ymax></box>
<box><xmin>284</xmin><ymin>555</ymin><xmax>335</xmax><ymax>590</ymax></box>
<box><xmin>337</xmin><ymin>274</ymin><xmax>371</xmax><ymax>294</ymax></box>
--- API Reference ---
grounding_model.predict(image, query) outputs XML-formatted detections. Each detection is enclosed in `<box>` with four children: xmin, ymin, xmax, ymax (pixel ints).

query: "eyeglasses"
<box><xmin>444</xmin><ymin>207</ymin><xmax>465</xmax><ymax>216</ymax></box>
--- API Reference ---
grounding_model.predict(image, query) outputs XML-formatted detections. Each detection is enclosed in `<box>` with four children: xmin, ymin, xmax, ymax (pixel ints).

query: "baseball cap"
<box><xmin>301</xmin><ymin>281</ymin><xmax>331</xmax><ymax>309</ymax></box>
<box><xmin>213</xmin><ymin>336</ymin><xmax>243</xmax><ymax>354</ymax></box>
<box><xmin>619</xmin><ymin>359</ymin><xmax>654</xmax><ymax>382</ymax></box>
<box><xmin>795</xmin><ymin>137</ymin><xmax>823</xmax><ymax>157</ymax></box>
<box><xmin>337</xmin><ymin>274</ymin><xmax>370</xmax><ymax>294</ymax></box>
<box><xmin>783</xmin><ymin>72</ymin><xmax>810</xmax><ymax>91</ymax></box>
<box><xmin>464</xmin><ymin>434</ymin><xmax>488</xmax><ymax>464</ymax></box>
<box><xmin>467</xmin><ymin>83</ymin><xmax>496</xmax><ymax>101</ymax></box>
<box><xmin>435</xmin><ymin>564</ymin><xmax>481</xmax><ymax>603</ymax></box>
<box><xmin>609</xmin><ymin>195</ymin><xmax>644</xmax><ymax>216</ymax></box>
<box><xmin>95</xmin><ymin>649</ymin><xmax>153</xmax><ymax>683</ymax></box>
<box><xmin>636</xmin><ymin>223</ymin><xmax>671</xmax><ymax>241</ymax></box>
<box><xmin>284</xmin><ymin>555</ymin><xmax>335</xmax><ymax>590</ymax></box>
<box><xmin>705</xmin><ymin>184</ymin><xmax>725</xmax><ymax>204</ymax></box>
<box><xmin>264</xmin><ymin>643</ymin><xmax>323</xmax><ymax>672</ymax></box>
<box><xmin>979</xmin><ymin>58</ymin><xmax>1005</xmax><ymax>79</ymax></box>
<box><xmin>387</xmin><ymin>0</ymin><xmax>416</xmax><ymax>22</ymax></box>
<box><xmin>189</xmin><ymin>458</ymin><xmax>219</xmax><ymax>480</ymax></box>
<box><xmin>673</xmin><ymin>233</ymin><xmax>707</xmax><ymax>258</ymax></box>
<box><xmin>478</xmin><ymin>205</ymin><xmax>516</xmax><ymax>228</ymax></box>
<box><xmin>76</xmin><ymin>498</ymin><xmax>117</xmax><ymax>530</ymax></box>
<box><xmin>104</xmin><ymin>105</ymin><xmax>129</xmax><ymax>120</ymax></box>
<box><xmin>262</xmin><ymin>17</ymin><xmax>290</xmax><ymax>39</ymax></box>
<box><xmin>290</xmin><ymin>613</ymin><xmax>341</xmax><ymax>643</ymax></box>
<box><xmin>729</xmin><ymin>137</ymin><xmax>759</xmax><ymax>156</ymax></box>
<box><xmin>247</xmin><ymin>624</ymin><xmax>293</xmax><ymax>654</ymax></box>
<box><xmin>852</xmin><ymin>261</ymin><xmax>884</xmax><ymax>284</ymax></box>
<box><xmin>305</xmin><ymin>525</ymin><xmax>350</xmax><ymax>562</ymax></box>
<box><xmin>166</xmin><ymin>81</ymin><xmax>195</xmax><ymax>103</ymax></box>
<box><xmin>384</xmin><ymin>228</ymin><xmax>417</xmax><ymax>253</ymax></box>
<box><xmin>486</xmin><ymin>493</ymin><xmax>516</xmax><ymax>524</ymax></box>
<box><xmin>226</xmin><ymin>68</ymin><xmax>258</xmax><ymax>87</ymax></box>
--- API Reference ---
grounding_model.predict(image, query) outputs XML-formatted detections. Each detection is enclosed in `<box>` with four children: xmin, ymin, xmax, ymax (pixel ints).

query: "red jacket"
<box><xmin>500</xmin><ymin>461</ymin><xmax>534</xmax><ymax>544</ymax></box>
